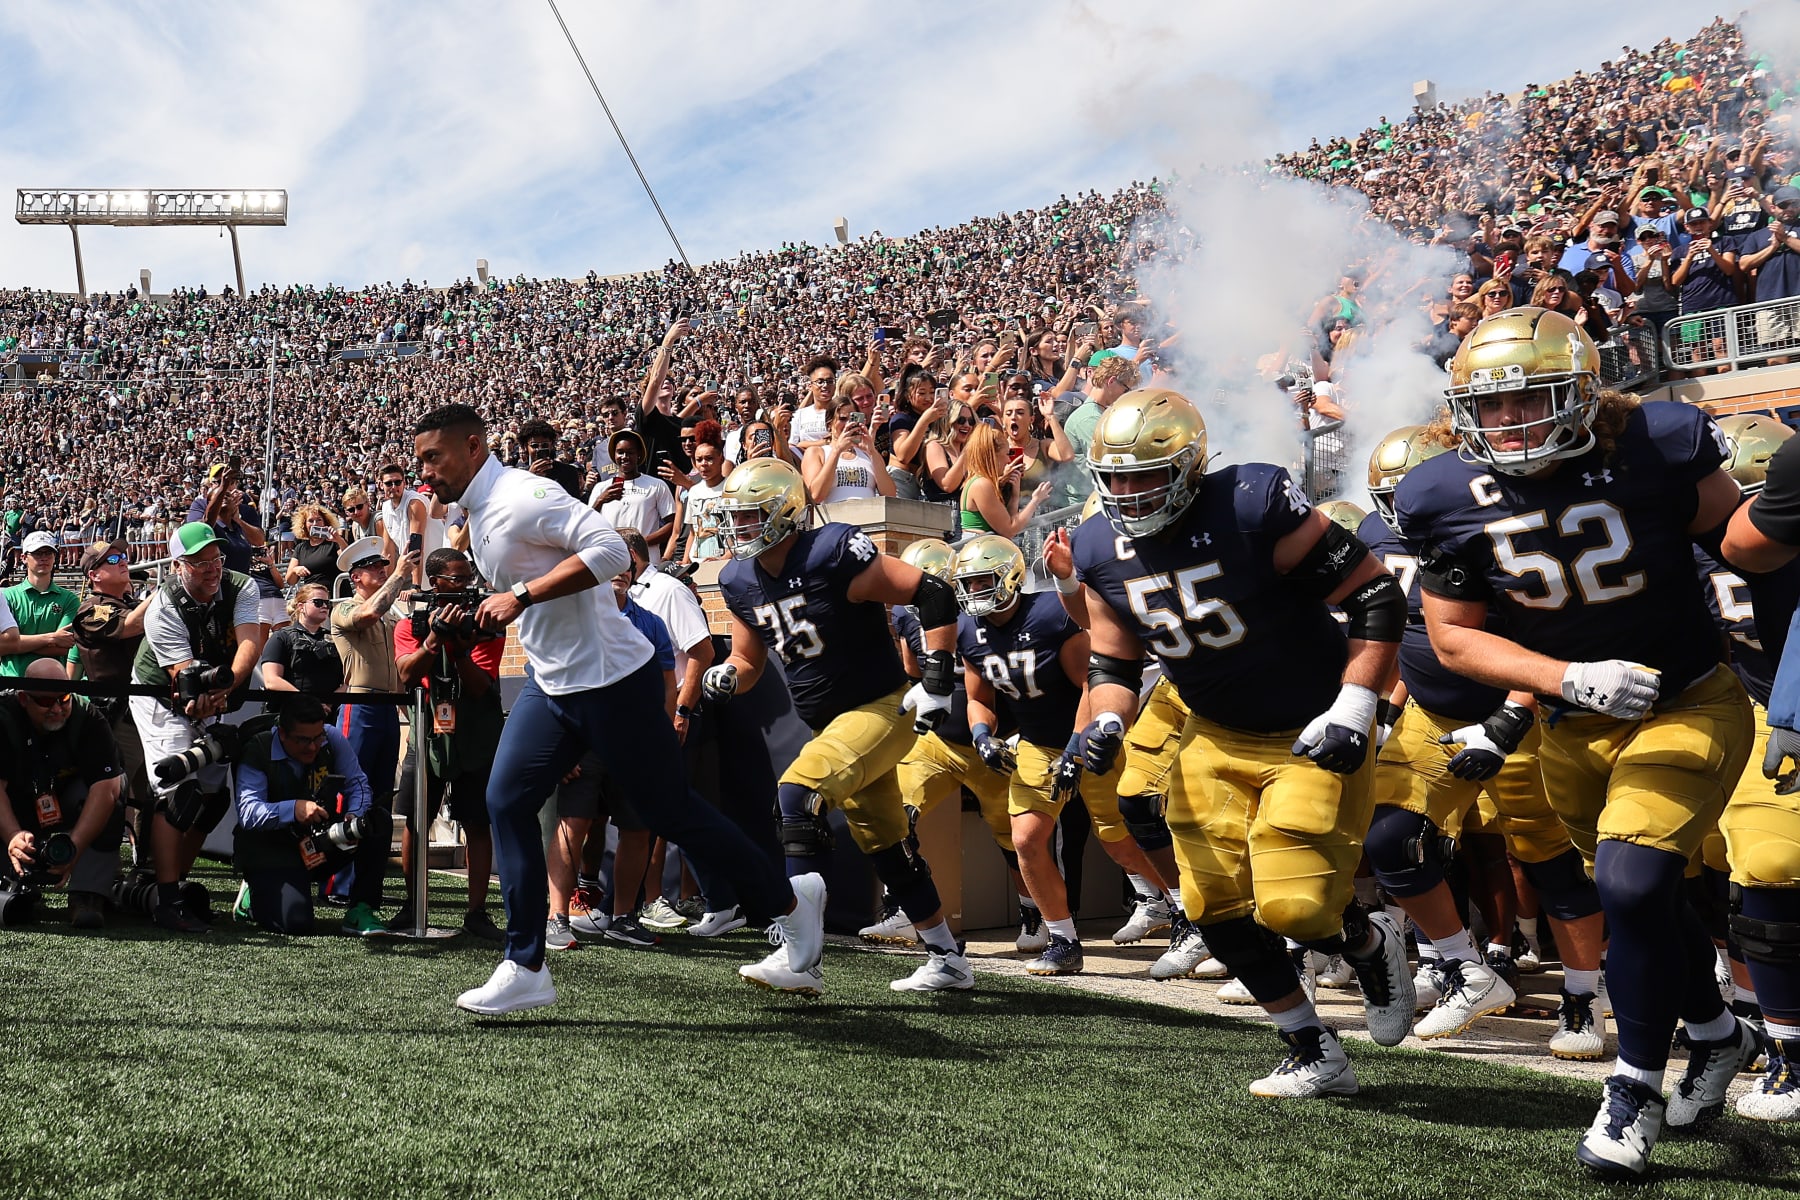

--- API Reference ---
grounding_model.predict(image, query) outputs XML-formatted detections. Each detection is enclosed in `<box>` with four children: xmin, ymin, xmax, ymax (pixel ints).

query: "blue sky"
<box><xmin>0</xmin><ymin>0</ymin><xmax>1718</xmax><ymax>294</ymax></box>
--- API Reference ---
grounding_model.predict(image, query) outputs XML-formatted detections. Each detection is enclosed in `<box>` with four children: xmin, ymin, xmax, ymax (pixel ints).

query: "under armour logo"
<box><xmin>788</xmin><ymin>577</ymin><xmax>803</xmax><ymax>589</ymax></box>
<box><xmin>1583</xmin><ymin>471</ymin><xmax>1613</xmax><ymax>487</ymax></box>
<box><xmin>1017</xmin><ymin>631</ymin><xmax>1032</xmax><ymax>644</ymax></box>
<box><xmin>1190</xmin><ymin>533</ymin><xmax>1212</xmax><ymax>548</ymax></box>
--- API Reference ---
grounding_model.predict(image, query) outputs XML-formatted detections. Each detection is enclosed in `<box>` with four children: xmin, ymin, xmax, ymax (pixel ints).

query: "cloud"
<box><xmin>0</xmin><ymin>0</ymin><xmax>1720</xmax><ymax>292</ymax></box>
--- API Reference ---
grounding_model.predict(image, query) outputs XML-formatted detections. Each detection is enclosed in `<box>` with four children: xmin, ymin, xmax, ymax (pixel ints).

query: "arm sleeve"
<box><xmin>1750</xmin><ymin>436</ymin><xmax>1800</xmax><ymax>548</ymax></box>
<box><xmin>327</xmin><ymin>728</ymin><xmax>373</xmax><ymax>818</ymax></box>
<box><xmin>234</xmin><ymin>761</ymin><xmax>297</xmax><ymax>830</ymax></box>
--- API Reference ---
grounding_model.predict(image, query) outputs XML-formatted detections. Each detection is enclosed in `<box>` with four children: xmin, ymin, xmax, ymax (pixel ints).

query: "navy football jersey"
<box><xmin>1693</xmin><ymin>544</ymin><xmax>1771</xmax><ymax>705</ymax></box>
<box><xmin>1358</xmin><ymin>512</ymin><xmax>1506</xmax><ymax>724</ymax></box>
<box><xmin>1395</xmin><ymin>401</ymin><xmax>1728</xmax><ymax>699</ymax></box>
<box><xmin>957</xmin><ymin>591</ymin><xmax>1084</xmax><ymax>747</ymax></box>
<box><xmin>720</xmin><ymin>522</ymin><xmax>907</xmax><ymax>728</ymax></box>
<box><xmin>894</xmin><ymin>605</ymin><xmax>973</xmax><ymax>745</ymax></box>
<box><xmin>1073</xmin><ymin>463</ymin><xmax>1347</xmax><ymax>733</ymax></box>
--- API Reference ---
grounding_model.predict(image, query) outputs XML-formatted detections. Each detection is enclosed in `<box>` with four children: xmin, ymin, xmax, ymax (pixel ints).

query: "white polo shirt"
<box><xmin>631</xmin><ymin>566</ymin><xmax>712</xmax><ymax>682</ymax></box>
<box><xmin>458</xmin><ymin>454</ymin><xmax>652</xmax><ymax>695</ymax></box>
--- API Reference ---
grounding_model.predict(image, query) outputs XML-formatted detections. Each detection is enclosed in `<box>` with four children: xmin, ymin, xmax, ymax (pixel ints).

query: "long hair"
<box><xmin>286</xmin><ymin>581</ymin><xmax>330</xmax><ymax>622</ymax></box>
<box><xmin>1425</xmin><ymin>390</ymin><xmax>1639</xmax><ymax>460</ymax></box>
<box><xmin>964</xmin><ymin>422</ymin><xmax>1011</xmax><ymax>502</ymax></box>
<box><xmin>291</xmin><ymin>504</ymin><xmax>341</xmax><ymax>539</ymax></box>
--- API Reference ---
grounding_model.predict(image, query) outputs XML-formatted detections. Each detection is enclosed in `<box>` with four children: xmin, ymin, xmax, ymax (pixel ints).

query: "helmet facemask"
<box><xmin>953</xmin><ymin>568</ymin><xmax>1015</xmax><ymax>618</ymax></box>
<box><xmin>719</xmin><ymin>496</ymin><xmax>794</xmax><ymax>560</ymax></box>
<box><xmin>1447</xmin><ymin>373</ymin><xmax>1596</xmax><ymax>476</ymax></box>
<box><xmin>1089</xmin><ymin>446</ymin><xmax>1200</xmax><ymax>538</ymax></box>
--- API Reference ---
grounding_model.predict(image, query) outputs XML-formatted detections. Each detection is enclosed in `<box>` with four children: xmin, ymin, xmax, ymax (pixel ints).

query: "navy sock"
<box><xmin>1595</xmin><ymin>840</ymin><xmax>1713</xmax><ymax>1071</ymax></box>
<box><xmin>1741</xmin><ymin>887</ymin><xmax>1800</xmax><ymax>1024</ymax></box>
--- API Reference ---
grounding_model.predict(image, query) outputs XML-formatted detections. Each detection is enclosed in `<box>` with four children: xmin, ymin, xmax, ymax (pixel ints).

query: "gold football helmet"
<box><xmin>1717</xmin><ymin>413</ymin><xmax>1793</xmax><ymax>496</ymax></box>
<box><xmin>1080</xmin><ymin>490</ymin><xmax>1104</xmax><ymax>524</ymax></box>
<box><xmin>900</xmin><ymin>537</ymin><xmax>957</xmax><ymax>580</ymax></box>
<box><xmin>1086</xmin><ymin>388</ymin><xmax>1208</xmax><ymax>536</ymax></box>
<box><xmin>950</xmin><ymin>534</ymin><xmax>1027</xmax><ymax>618</ymax></box>
<box><xmin>714</xmin><ymin>457</ymin><xmax>808</xmax><ymax>560</ymax></box>
<box><xmin>1366</xmin><ymin>424</ymin><xmax>1449</xmax><ymax>532</ymax></box>
<box><xmin>1444</xmin><ymin>307</ymin><xmax>1601</xmax><ymax>476</ymax></box>
<box><xmin>1315</xmin><ymin>500</ymin><xmax>1367</xmax><ymax>532</ymax></box>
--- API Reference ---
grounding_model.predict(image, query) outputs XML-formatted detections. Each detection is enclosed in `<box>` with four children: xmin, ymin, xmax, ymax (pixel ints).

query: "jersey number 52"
<box><xmin>1484</xmin><ymin>500</ymin><xmax>1645</xmax><ymax>610</ymax></box>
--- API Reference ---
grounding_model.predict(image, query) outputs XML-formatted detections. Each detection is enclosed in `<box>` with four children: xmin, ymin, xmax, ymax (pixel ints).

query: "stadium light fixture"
<box><xmin>15</xmin><ymin>187</ymin><xmax>288</xmax><ymax>296</ymax></box>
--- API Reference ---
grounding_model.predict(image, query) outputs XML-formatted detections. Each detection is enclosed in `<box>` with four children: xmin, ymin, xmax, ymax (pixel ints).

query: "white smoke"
<box><xmin>1742</xmin><ymin>1</ymin><xmax>1800</xmax><ymax>152</ymax></box>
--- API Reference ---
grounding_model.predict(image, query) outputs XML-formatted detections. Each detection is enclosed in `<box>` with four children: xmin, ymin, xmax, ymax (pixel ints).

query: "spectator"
<box><xmin>69</xmin><ymin>538</ymin><xmax>151</xmax><ymax>870</ymax></box>
<box><xmin>284</xmin><ymin>504</ymin><xmax>347</xmax><ymax>588</ymax></box>
<box><xmin>1431</xmin><ymin>301</ymin><xmax>1483</xmax><ymax>367</ymax></box>
<box><xmin>0</xmin><ymin>659</ymin><xmax>126</xmax><ymax>930</ymax></box>
<box><xmin>921</xmin><ymin>401</ymin><xmax>976</xmax><ymax>505</ymax></box>
<box><xmin>260</xmin><ymin>582</ymin><xmax>344</xmax><ymax>711</ymax></box>
<box><xmin>341</xmin><ymin>488</ymin><xmax>377</xmax><ymax>541</ymax></box>
<box><xmin>997</xmin><ymin>388</ymin><xmax>1075</xmax><ymax>503</ymax></box>
<box><xmin>886</xmin><ymin>365</ymin><xmax>947</xmax><ymax>501</ymax></box>
<box><xmin>374</xmin><ymin>462</ymin><xmax>433</xmax><ymax>586</ymax></box>
<box><xmin>231</xmin><ymin>696</ymin><xmax>390</xmax><ymax>936</ymax></box>
<box><xmin>2</xmin><ymin>532</ymin><xmax>78</xmax><ymax>678</ymax></box>
<box><xmin>187</xmin><ymin>462</ymin><xmax>268</xmax><ymax>576</ymax></box>
<box><xmin>1628</xmin><ymin>225</ymin><xmax>1683</xmax><ymax>341</ymax></box>
<box><xmin>519</xmin><ymin>420</ymin><xmax>586</xmax><ymax>501</ymax></box>
<box><xmin>960</xmin><ymin>422</ymin><xmax>1052</xmax><ymax>538</ymax></box>
<box><xmin>802</xmin><ymin>397</ymin><xmax>896</xmax><ymax>504</ymax></box>
<box><xmin>591</xmin><ymin>429</ymin><xmax>676</xmax><ymax>564</ymax></box>
<box><xmin>676</xmin><ymin>435</ymin><xmax>731</xmax><ymax>565</ymax></box>
<box><xmin>1474</xmin><ymin>278</ymin><xmax>1515</xmax><ymax>322</ymax></box>
<box><xmin>330</xmin><ymin>536</ymin><xmax>418</xmax><ymax>825</ymax></box>
<box><xmin>1062</xmin><ymin>353</ymin><xmax>1141</xmax><ymax>460</ymax></box>
<box><xmin>791</xmin><ymin>356</ymin><xmax>840</xmax><ymax>449</ymax></box>
<box><xmin>1736</xmin><ymin>185</ymin><xmax>1800</xmax><ymax>303</ymax></box>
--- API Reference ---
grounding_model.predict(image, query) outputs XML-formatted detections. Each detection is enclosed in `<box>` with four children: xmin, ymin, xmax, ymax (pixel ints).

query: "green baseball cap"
<box><xmin>169</xmin><ymin>521</ymin><xmax>224</xmax><ymax>559</ymax></box>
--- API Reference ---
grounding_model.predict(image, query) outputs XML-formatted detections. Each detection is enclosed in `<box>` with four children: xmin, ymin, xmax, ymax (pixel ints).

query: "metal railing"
<box><xmin>1301</xmin><ymin>419</ymin><xmax>1346</xmax><ymax>502</ymax></box>
<box><xmin>1598</xmin><ymin>321</ymin><xmax>1661</xmax><ymax>391</ymax></box>
<box><xmin>1662</xmin><ymin>294</ymin><xmax>1800</xmax><ymax>373</ymax></box>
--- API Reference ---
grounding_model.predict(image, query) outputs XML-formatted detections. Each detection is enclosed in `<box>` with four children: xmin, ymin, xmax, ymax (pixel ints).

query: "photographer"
<box><xmin>128</xmin><ymin>522</ymin><xmax>265</xmax><ymax>933</ymax></box>
<box><xmin>70</xmin><ymin>539</ymin><xmax>152</xmax><ymax>871</ymax></box>
<box><xmin>0</xmin><ymin>660</ymin><xmax>126</xmax><ymax>930</ymax></box>
<box><xmin>519</xmin><ymin>421</ymin><xmax>586</xmax><ymax>501</ymax></box>
<box><xmin>232</xmin><ymin>697</ymin><xmax>389</xmax><ymax>936</ymax></box>
<box><xmin>391</xmin><ymin>548</ymin><xmax>503</xmax><ymax>941</ymax></box>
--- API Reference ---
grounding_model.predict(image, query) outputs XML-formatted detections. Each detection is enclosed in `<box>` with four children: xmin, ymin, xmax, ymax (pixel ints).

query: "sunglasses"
<box><xmin>346</xmin><ymin>503</ymin><xmax>368</xmax><ymax>512</ymax></box>
<box><xmin>22</xmin><ymin>691</ymin><xmax>72</xmax><ymax>709</ymax></box>
<box><xmin>95</xmin><ymin>552</ymin><xmax>127</xmax><ymax>567</ymax></box>
<box><xmin>952</xmin><ymin>417</ymin><xmax>976</xmax><ymax>429</ymax></box>
<box><xmin>306</xmin><ymin>598</ymin><xmax>331</xmax><ymax>609</ymax></box>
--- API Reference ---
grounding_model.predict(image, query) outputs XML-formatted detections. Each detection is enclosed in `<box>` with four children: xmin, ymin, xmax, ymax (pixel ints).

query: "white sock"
<box><xmin>1167</xmin><ymin>886</ymin><xmax>1183</xmax><ymax>908</ymax></box>
<box><xmin>1418</xmin><ymin>944</ymin><xmax>1444</xmax><ymax>963</ymax></box>
<box><xmin>1686</xmin><ymin>1009</ymin><xmax>1739</xmax><ymax>1044</ymax></box>
<box><xmin>1047</xmin><ymin>917</ymin><xmax>1078</xmax><ymax>941</ymax></box>
<box><xmin>1517</xmin><ymin>916</ymin><xmax>1541</xmax><ymax>951</ymax></box>
<box><xmin>1019</xmin><ymin>895</ymin><xmax>1038</xmax><ymax>911</ymax></box>
<box><xmin>1270</xmin><ymin>999</ymin><xmax>1323</xmax><ymax>1033</ymax></box>
<box><xmin>1430</xmin><ymin>929</ymin><xmax>1480</xmax><ymax>963</ymax></box>
<box><xmin>916</xmin><ymin>920</ymin><xmax>958</xmax><ymax>954</ymax></box>
<box><xmin>1564</xmin><ymin>967</ymin><xmax>1601</xmax><ymax>996</ymax></box>
<box><xmin>1716</xmin><ymin>945</ymin><xmax>1732</xmax><ymax>972</ymax></box>
<box><xmin>1737</xmin><ymin>987</ymin><xmax>1759</xmax><ymax>1007</ymax></box>
<box><xmin>1614</xmin><ymin>1060</ymin><xmax>1665</xmax><ymax>1091</ymax></box>
<box><xmin>1765</xmin><ymin>1018</ymin><xmax>1800</xmax><ymax>1041</ymax></box>
<box><xmin>1486</xmin><ymin>940</ymin><xmax>1511</xmax><ymax>960</ymax></box>
<box><xmin>1127</xmin><ymin>874</ymin><xmax>1159</xmax><ymax>901</ymax></box>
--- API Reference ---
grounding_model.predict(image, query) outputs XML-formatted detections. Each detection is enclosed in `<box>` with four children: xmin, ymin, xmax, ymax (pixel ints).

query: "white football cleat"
<box><xmin>1216</xmin><ymin>976</ymin><xmax>1257</xmax><ymax>1005</ymax></box>
<box><xmin>687</xmin><ymin>906</ymin><xmax>747</xmax><ymax>937</ymax></box>
<box><xmin>1247</xmin><ymin>1026</ymin><xmax>1358</xmax><ymax>1098</ymax></box>
<box><xmin>1414</xmin><ymin>957</ymin><xmax>1517</xmax><ymax>1039</ymax></box>
<box><xmin>1577</xmin><ymin>1076</ymin><xmax>1665</xmax><ymax>1177</ymax></box>
<box><xmin>1666</xmin><ymin>1017</ymin><xmax>1764</xmax><ymax>1128</ymax></box>
<box><xmin>1348</xmin><ymin>912</ymin><xmax>1416</xmax><ymax>1047</ymax></box>
<box><xmin>739</xmin><ymin>940</ymin><xmax>825</xmax><ymax>996</ymax></box>
<box><xmin>858</xmin><ymin>898</ymin><xmax>919</xmax><ymax>946</ymax></box>
<box><xmin>1015</xmin><ymin>904</ymin><xmax>1048</xmax><ymax>953</ymax></box>
<box><xmin>1549</xmin><ymin>989</ymin><xmax>1608</xmax><ymax>1061</ymax></box>
<box><xmin>891</xmin><ymin>948</ymin><xmax>975</xmax><ymax>992</ymax></box>
<box><xmin>1150</xmin><ymin>916</ymin><xmax>1211</xmax><ymax>981</ymax></box>
<box><xmin>455</xmin><ymin>960</ymin><xmax>557</xmax><ymax>1015</ymax></box>
<box><xmin>1412</xmin><ymin>959</ymin><xmax>1447</xmax><ymax>1011</ymax></box>
<box><xmin>1739</xmin><ymin>1042</ymin><xmax>1800</xmax><ymax>1121</ymax></box>
<box><xmin>780</xmin><ymin>872</ymin><xmax>827</xmax><ymax>972</ymax></box>
<box><xmin>1112</xmin><ymin>895</ymin><xmax>1174</xmax><ymax>944</ymax></box>
<box><xmin>1311</xmin><ymin>951</ymin><xmax>1357</xmax><ymax>989</ymax></box>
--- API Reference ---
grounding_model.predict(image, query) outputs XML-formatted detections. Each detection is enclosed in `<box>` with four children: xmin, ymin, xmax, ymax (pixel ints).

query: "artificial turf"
<box><xmin>5</xmin><ymin>863</ymin><xmax>1797</xmax><ymax>1200</ymax></box>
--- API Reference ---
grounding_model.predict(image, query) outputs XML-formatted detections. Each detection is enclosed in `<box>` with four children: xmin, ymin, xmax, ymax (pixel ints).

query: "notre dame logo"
<box><xmin>847</xmin><ymin>531</ymin><xmax>877</xmax><ymax>564</ymax></box>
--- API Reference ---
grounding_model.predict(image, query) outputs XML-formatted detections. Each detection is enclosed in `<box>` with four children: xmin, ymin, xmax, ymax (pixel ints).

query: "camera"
<box><xmin>316</xmin><ymin>813</ymin><xmax>366</xmax><ymax>854</ymax></box>
<box><xmin>409</xmin><ymin>588</ymin><xmax>496</xmax><ymax>642</ymax></box>
<box><xmin>153</xmin><ymin>723</ymin><xmax>240</xmax><ymax>788</ymax></box>
<box><xmin>19</xmin><ymin>831</ymin><xmax>76</xmax><ymax>887</ymax></box>
<box><xmin>175</xmin><ymin>663</ymin><xmax>234</xmax><ymax>704</ymax></box>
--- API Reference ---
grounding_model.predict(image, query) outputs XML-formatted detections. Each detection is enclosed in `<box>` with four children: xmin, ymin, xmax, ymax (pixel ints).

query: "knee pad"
<box><xmin>776</xmin><ymin>784</ymin><xmax>833</xmax><ymax>858</ymax></box>
<box><xmin>1365</xmin><ymin>805</ymin><xmax>1452</xmax><ymax>899</ymax></box>
<box><xmin>1731</xmin><ymin>884</ymin><xmax>1800</xmax><ymax>968</ymax></box>
<box><xmin>903</xmin><ymin>803</ymin><xmax>921</xmax><ymax>857</ymax></box>
<box><xmin>1519</xmin><ymin>849</ymin><xmax>1602</xmax><ymax>922</ymax></box>
<box><xmin>1199</xmin><ymin>915</ymin><xmax>1295</xmax><ymax>1003</ymax></box>
<box><xmin>1728</xmin><ymin>835</ymin><xmax>1800</xmax><ymax>888</ymax></box>
<box><xmin>1117</xmin><ymin>792</ymin><xmax>1173</xmax><ymax>851</ymax></box>
<box><xmin>159</xmin><ymin>782</ymin><xmax>229</xmax><ymax>834</ymax></box>
<box><xmin>869</xmin><ymin>841</ymin><xmax>939</xmax><ymax>922</ymax></box>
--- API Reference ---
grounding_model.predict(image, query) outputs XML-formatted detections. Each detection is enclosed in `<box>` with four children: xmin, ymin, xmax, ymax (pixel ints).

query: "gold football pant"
<box><xmin>1720</xmin><ymin>700</ymin><xmax>1800</xmax><ymax>887</ymax></box>
<box><xmin>1118</xmin><ymin>676</ymin><xmax>1189</xmax><ymax>800</ymax></box>
<box><xmin>780</xmin><ymin>687</ymin><xmax>917</xmax><ymax>854</ymax></box>
<box><xmin>1010</xmin><ymin>739</ymin><xmax>1129</xmax><ymax>841</ymax></box>
<box><xmin>896</xmin><ymin>730</ymin><xmax>1013</xmax><ymax>851</ymax></box>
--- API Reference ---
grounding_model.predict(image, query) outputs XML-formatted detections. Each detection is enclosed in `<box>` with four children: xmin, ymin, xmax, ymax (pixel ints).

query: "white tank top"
<box><xmin>379</xmin><ymin>489</ymin><xmax>446</xmax><ymax>557</ymax></box>
<box><xmin>823</xmin><ymin>448</ymin><xmax>880</xmax><ymax>503</ymax></box>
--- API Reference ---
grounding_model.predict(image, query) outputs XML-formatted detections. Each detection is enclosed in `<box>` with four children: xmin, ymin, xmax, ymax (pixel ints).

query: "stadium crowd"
<box><xmin>7</xmin><ymin>14</ymin><xmax>1800</xmax><ymax>1183</ymax></box>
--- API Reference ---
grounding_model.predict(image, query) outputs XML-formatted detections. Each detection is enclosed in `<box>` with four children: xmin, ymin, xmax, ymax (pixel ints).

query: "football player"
<box><xmin>951</xmin><ymin>534</ymin><xmax>1176</xmax><ymax>976</ymax></box>
<box><xmin>867</xmin><ymin>538</ymin><xmax>1030</xmax><ymax>950</ymax></box>
<box><xmin>1361</xmin><ymin>424</ymin><xmax>1608</xmax><ymax>1056</ymax></box>
<box><xmin>705</xmin><ymin>459</ymin><xmax>968</xmax><ymax>995</ymax></box>
<box><xmin>1073</xmin><ymin>388</ymin><xmax>1414</xmax><ymax>1099</ymax></box>
<box><xmin>1395</xmin><ymin>308</ymin><xmax>1759</xmax><ymax>1175</ymax></box>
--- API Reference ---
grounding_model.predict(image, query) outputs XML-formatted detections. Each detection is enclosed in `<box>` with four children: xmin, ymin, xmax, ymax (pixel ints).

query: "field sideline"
<box><xmin>6</xmin><ymin>865</ymin><xmax>1797</xmax><ymax>1200</ymax></box>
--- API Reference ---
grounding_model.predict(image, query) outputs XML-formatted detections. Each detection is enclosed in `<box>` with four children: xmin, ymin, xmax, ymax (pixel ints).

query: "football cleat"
<box><xmin>1112</xmin><ymin>895</ymin><xmax>1175</xmax><ymax>944</ymax></box>
<box><xmin>891</xmin><ymin>948</ymin><xmax>975</xmax><ymax>993</ymax></box>
<box><xmin>1015</xmin><ymin>905</ymin><xmax>1048</xmax><ymax>953</ymax></box>
<box><xmin>1738</xmin><ymin>1041</ymin><xmax>1800</xmax><ymax>1121</ymax></box>
<box><xmin>1247</xmin><ymin>1026</ymin><xmax>1358</xmax><ymax>1098</ymax></box>
<box><xmin>1311</xmin><ymin>951</ymin><xmax>1357</xmax><ymax>990</ymax></box>
<box><xmin>1577</xmin><ymin>1076</ymin><xmax>1665</xmax><ymax>1177</ymax></box>
<box><xmin>1666</xmin><ymin>1017</ymin><xmax>1765</xmax><ymax>1128</ymax></box>
<box><xmin>1026</xmin><ymin>934</ymin><xmax>1085</xmax><ymax>976</ymax></box>
<box><xmin>739</xmin><ymin>941</ymin><xmax>825</xmax><ymax>996</ymax></box>
<box><xmin>1483</xmin><ymin>948</ymin><xmax>1521</xmax><ymax>1000</ymax></box>
<box><xmin>859</xmin><ymin>897</ymin><xmax>919</xmax><ymax>946</ymax></box>
<box><xmin>1549</xmin><ymin>990</ymin><xmax>1608</xmax><ymax>1061</ymax></box>
<box><xmin>1149</xmin><ymin>915</ymin><xmax>1211</xmax><ymax>980</ymax></box>
<box><xmin>1349</xmin><ymin>911</ymin><xmax>1416</xmax><ymax>1047</ymax></box>
<box><xmin>1216</xmin><ymin>977</ymin><xmax>1258</xmax><ymax>1005</ymax></box>
<box><xmin>779</xmin><ymin>872</ymin><xmax>827</xmax><ymax>973</ymax></box>
<box><xmin>1415</xmin><ymin>957</ymin><xmax>1518</xmax><ymax>1039</ymax></box>
<box><xmin>1413</xmin><ymin>959</ymin><xmax>1447</xmax><ymax>1011</ymax></box>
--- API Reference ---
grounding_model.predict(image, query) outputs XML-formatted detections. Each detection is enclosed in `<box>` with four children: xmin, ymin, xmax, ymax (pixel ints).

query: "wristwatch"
<box><xmin>511</xmin><ymin>580</ymin><xmax>535</xmax><ymax>607</ymax></box>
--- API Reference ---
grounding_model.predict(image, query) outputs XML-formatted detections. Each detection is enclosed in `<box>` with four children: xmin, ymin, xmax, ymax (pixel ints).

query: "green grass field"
<box><xmin>6</xmin><ymin>864</ymin><xmax>1798</xmax><ymax>1200</ymax></box>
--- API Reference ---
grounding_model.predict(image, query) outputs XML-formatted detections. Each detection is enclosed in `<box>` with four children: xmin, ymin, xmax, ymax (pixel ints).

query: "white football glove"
<box><xmin>1560</xmin><ymin>660</ymin><xmax>1659</xmax><ymax>720</ymax></box>
<box><xmin>1291</xmin><ymin>684</ymin><xmax>1378</xmax><ymax>774</ymax></box>
<box><xmin>702</xmin><ymin>663</ymin><xmax>739</xmax><ymax>706</ymax></box>
<box><xmin>901</xmin><ymin>682</ymin><xmax>953</xmax><ymax>734</ymax></box>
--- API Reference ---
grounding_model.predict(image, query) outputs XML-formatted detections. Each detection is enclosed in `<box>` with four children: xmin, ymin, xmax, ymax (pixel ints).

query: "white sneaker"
<box><xmin>1515</xmin><ymin>944</ymin><xmax>1544</xmax><ymax>974</ymax></box>
<box><xmin>1348</xmin><ymin>912</ymin><xmax>1415</xmax><ymax>1047</ymax></box>
<box><xmin>1216</xmin><ymin>976</ymin><xmax>1257</xmax><ymax>1005</ymax></box>
<box><xmin>891</xmin><ymin>948</ymin><xmax>975</xmax><ymax>992</ymax></box>
<box><xmin>1413</xmin><ymin>959</ymin><xmax>1447</xmax><ymax>1011</ymax></box>
<box><xmin>1311</xmin><ymin>951</ymin><xmax>1357</xmax><ymax>989</ymax></box>
<box><xmin>687</xmin><ymin>906</ymin><xmax>747</xmax><ymax>937</ymax></box>
<box><xmin>858</xmin><ymin>899</ymin><xmax>919</xmax><ymax>946</ymax></box>
<box><xmin>1150</xmin><ymin>917</ymin><xmax>1216</xmax><ymax>981</ymax></box>
<box><xmin>455</xmin><ymin>960</ymin><xmax>557</xmax><ymax>1015</ymax></box>
<box><xmin>738</xmin><ymin>940</ymin><xmax>825</xmax><ymax>996</ymax></box>
<box><xmin>1577</xmin><ymin>1076</ymin><xmax>1664</xmax><ymax>1177</ymax></box>
<box><xmin>1414</xmin><ymin>957</ymin><xmax>1517</xmax><ymax>1039</ymax></box>
<box><xmin>1247</xmin><ymin>1026</ymin><xmax>1358</xmax><ymax>1098</ymax></box>
<box><xmin>1667</xmin><ymin>1017</ymin><xmax>1764</xmax><ymax>1127</ymax></box>
<box><xmin>639</xmin><ymin>897</ymin><xmax>690</xmax><ymax>931</ymax></box>
<box><xmin>1112</xmin><ymin>895</ymin><xmax>1174</xmax><ymax>944</ymax></box>
<box><xmin>780</xmin><ymin>872</ymin><xmax>827</xmax><ymax>972</ymax></box>
<box><xmin>1549</xmin><ymin>990</ymin><xmax>1608</xmax><ymax>1061</ymax></box>
<box><xmin>1015</xmin><ymin>904</ymin><xmax>1048</xmax><ymax>953</ymax></box>
<box><xmin>1739</xmin><ymin>1043</ymin><xmax>1800</xmax><ymax>1121</ymax></box>
<box><xmin>569</xmin><ymin>909</ymin><xmax>611</xmax><ymax>938</ymax></box>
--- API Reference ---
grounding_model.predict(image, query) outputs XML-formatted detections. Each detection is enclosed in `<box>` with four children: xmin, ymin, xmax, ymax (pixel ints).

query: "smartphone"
<box><xmin>407</xmin><ymin>532</ymin><xmax>422</xmax><ymax>556</ymax></box>
<box><xmin>933</xmin><ymin>387</ymin><xmax>950</xmax><ymax>405</ymax></box>
<box><xmin>1073</xmin><ymin>321</ymin><xmax>1098</xmax><ymax>340</ymax></box>
<box><xmin>1007</xmin><ymin>447</ymin><xmax>1024</xmax><ymax>462</ymax></box>
<box><xmin>998</xmin><ymin>331</ymin><xmax>1019</xmax><ymax>351</ymax></box>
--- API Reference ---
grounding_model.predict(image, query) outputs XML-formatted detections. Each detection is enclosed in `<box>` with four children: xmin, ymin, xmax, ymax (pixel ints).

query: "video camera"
<box><xmin>409</xmin><ymin>589</ymin><xmax>498</xmax><ymax>643</ymax></box>
<box><xmin>153</xmin><ymin>722</ymin><xmax>241</xmax><ymax>788</ymax></box>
